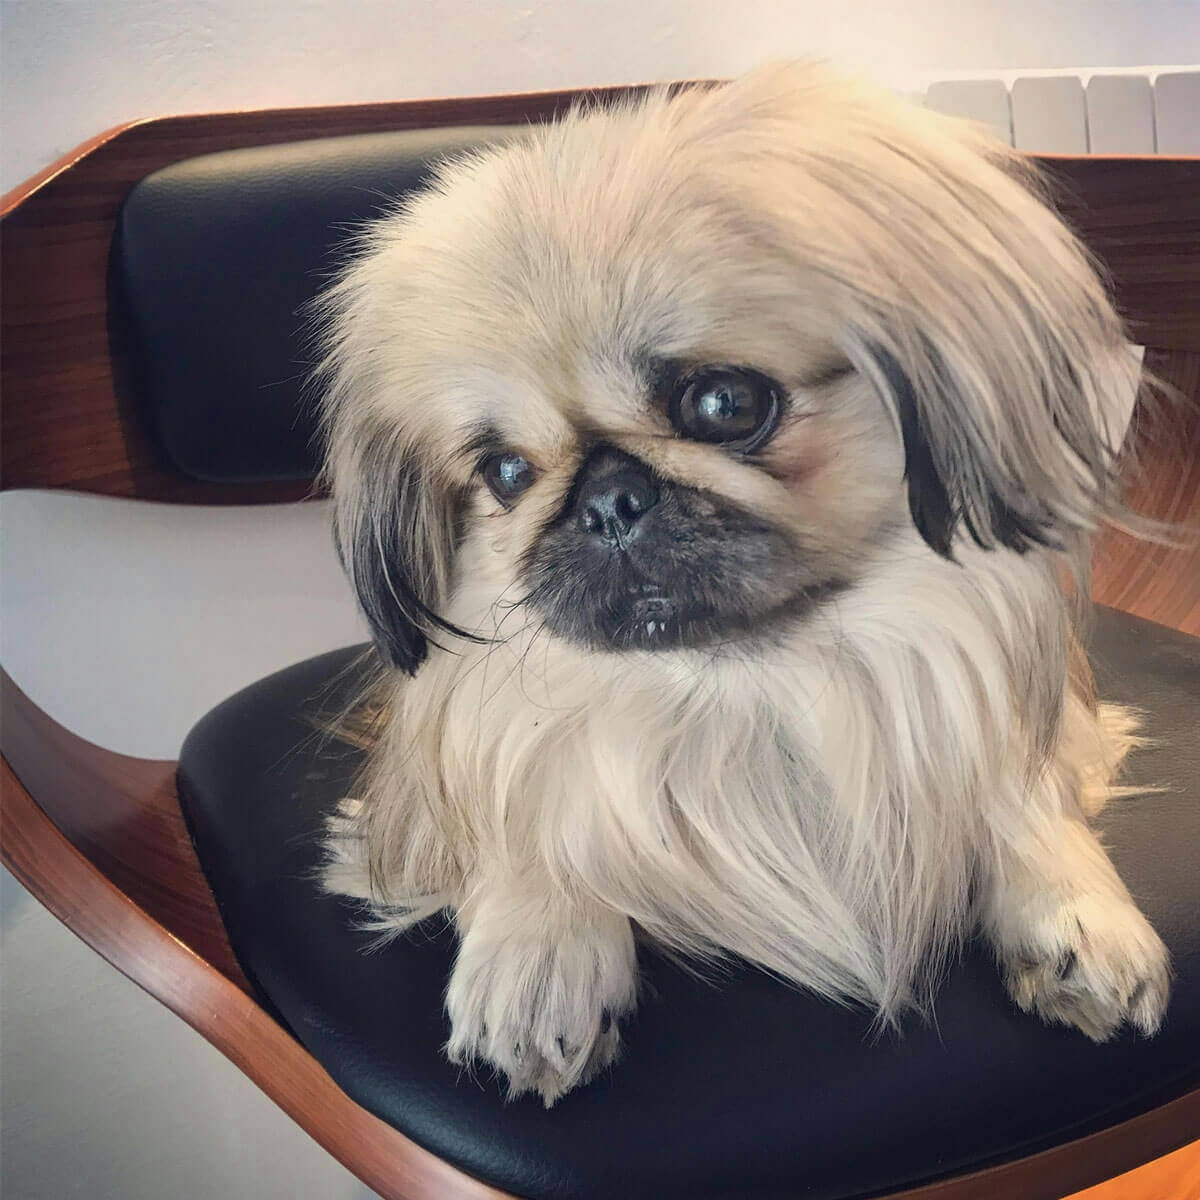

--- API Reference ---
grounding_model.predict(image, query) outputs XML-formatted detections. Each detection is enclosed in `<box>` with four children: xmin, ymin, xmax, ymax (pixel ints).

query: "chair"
<box><xmin>2</xmin><ymin>86</ymin><xmax>1197</xmax><ymax>1199</ymax></box>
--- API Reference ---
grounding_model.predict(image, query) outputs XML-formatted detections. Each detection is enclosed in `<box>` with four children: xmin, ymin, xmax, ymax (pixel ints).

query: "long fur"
<box><xmin>315</xmin><ymin>63</ymin><xmax>1169</xmax><ymax>1104</ymax></box>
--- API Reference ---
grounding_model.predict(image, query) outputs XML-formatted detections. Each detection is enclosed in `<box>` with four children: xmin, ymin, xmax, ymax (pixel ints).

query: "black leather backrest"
<box><xmin>114</xmin><ymin>125</ymin><xmax>522</xmax><ymax>483</ymax></box>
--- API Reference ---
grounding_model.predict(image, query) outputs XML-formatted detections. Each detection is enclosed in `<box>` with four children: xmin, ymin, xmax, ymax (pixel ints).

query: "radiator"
<box><xmin>917</xmin><ymin>68</ymin><xmax>1199</xmax><ymax>153</ymax></box>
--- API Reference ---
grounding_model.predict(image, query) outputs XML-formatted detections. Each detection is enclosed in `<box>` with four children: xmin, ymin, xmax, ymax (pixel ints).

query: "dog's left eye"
<box><xmin>670</xmin><ymin>366</ymin><xmax>782</xmax><ymax>452</ymax></box>
<box><xmin>481</xmin><ymin>452</ymin><xmax>535</xmax><ymax>506</ymax></box>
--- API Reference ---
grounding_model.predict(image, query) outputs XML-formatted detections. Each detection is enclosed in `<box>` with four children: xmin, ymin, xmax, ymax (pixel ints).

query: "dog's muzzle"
<box><xmin>523</xmin><ymin>445</ymin><xmax>818</xmax><ymax>652</ymax></box>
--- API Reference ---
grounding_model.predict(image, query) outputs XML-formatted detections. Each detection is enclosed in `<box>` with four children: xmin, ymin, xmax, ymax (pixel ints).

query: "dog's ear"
<box><xmin>313</xmin><ymin>229</ymin><xmax>479</xmax><ymax>674</ymax></box>
<box><xmin>833</xmin><ymin>136</ymin><xmax>1137</xmax><ymax>560</ymax></box>
<box><xmin>327</xmin><ymin>427</ymin><xmax>469</xmax><ymax>674</ymax></box>
<box><xmin>711</xmin><ymin>65</ymin><xmax>1138</xmax><ymax>559</ymax></box>
<box><xmin>849</xmin><ymin>330</ymin><xmax>1130</xmax><ymax>559</ymax></box>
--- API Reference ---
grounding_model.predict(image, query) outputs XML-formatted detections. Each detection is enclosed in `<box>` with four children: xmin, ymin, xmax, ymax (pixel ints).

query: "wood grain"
<box><xmin>0</xmin><ymin>85</ymin><xmax>652</xmax><ymax>502</ymax></box>
<box><xmin>2</xmin><ymin>89</ymin><xmax>1197</xmax><ymax>504</ymax></box>
<box><xmin>1092</xmin><ymin>350</ymin><xmax>1200</xmax><ymax>635</ymax></box>
<box><xmin>1</xmin><ymin>89</ymin><xmax>1197</xmax><ymax>1200</ymax></box>
<box><xmin>1039</xmin><ymin>156</ymin><xmax>1200</xmax><ymax>354</ymax></box>
<box><xmin>0</xmin><ymin>667</ymin><xmax>248</xmax><ymax>990</ymax></box>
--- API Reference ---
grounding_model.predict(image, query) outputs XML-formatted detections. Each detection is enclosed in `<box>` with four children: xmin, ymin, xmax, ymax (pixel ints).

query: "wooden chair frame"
<box><xmin>2</xmin><ymin>84</ymin><xmax>1197</xmax><ymax>1200</ymax></box>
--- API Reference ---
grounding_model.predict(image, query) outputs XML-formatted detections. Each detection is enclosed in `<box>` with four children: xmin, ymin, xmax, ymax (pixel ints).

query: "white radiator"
<box><xmin>919</xmin><ymin>68</ymin><xmax>1199</xmax><ymax>153</ymax></box>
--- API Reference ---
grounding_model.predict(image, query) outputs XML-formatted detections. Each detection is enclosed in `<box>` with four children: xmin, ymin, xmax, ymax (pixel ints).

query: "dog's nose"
<box><xmin>573</xmin><ymin>447</ymin><xmax>660</xmax><ymax>547</ymax></box>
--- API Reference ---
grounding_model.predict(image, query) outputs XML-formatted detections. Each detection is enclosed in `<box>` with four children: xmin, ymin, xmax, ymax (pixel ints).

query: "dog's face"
<box><xmin>377</xmin><ymin>201</ymin><xmax>906</xmax><ymax>657</ymax></box>
<box><xmin>319</xmin><ymin>66</ymin><xmax>1134</xmax><ymax>672</ymax></box>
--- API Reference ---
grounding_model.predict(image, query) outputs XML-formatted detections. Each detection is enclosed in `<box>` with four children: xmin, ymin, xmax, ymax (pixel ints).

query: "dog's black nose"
<box><xmin>573</xmin><ymin>447</ymin><xmax>660</xmax><ymax>547</ymax></box>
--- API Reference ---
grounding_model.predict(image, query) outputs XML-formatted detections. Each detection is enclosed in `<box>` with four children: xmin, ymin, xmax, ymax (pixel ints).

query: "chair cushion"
<box><xmin>114</xmin><ymin>125</ymin><xmax>520</xmax><ymax>483</ymax></box>
<box><xmin>177</xmin><ymin>606</ymin><xmax>1200</xmax><ymax>1200</ymax></box>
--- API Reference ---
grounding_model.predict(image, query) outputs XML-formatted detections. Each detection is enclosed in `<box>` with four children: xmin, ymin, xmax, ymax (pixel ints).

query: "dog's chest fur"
<box><xmin>352</xmin><ymin>538</ymin><xmax>1068</xmax><ymax>1013</ymax></box>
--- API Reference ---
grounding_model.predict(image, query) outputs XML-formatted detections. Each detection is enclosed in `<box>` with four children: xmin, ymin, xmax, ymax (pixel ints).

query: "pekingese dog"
<box><xmin>317</xmin><ymin>63</ymin><xmax>1170</xmax><ymax>1105</ymax></box>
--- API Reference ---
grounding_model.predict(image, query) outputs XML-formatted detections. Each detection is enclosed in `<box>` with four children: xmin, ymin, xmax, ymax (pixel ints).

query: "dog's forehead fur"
<box><xmin>343</xmin><ymin>82</ymin><xmax>869</xmax><ymax>468</ymax></box>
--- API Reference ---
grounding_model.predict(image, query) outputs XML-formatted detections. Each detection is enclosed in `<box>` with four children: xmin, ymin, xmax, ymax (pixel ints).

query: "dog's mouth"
<box><xmin>625</xmin><ymin>589</ymin><xmax>680</xmax><ymax>646</ymax></box>
<box><xmin>523</xmin><ymin>530</ymin><xmax>827</xmax><ymax>653</ymax></box>
<box><xmin>528</xmin><ymin>565</ymin><xmax>837</xmax><ymax>652</ymax></box>
<box><xmin>519</xmin><ymin>463</ymin><xmax>842</xmax><ymax>653</ymax></box>
<box><xmin>544</xmin><ymin>576</ymin><xmax>723</xmax><ymax>651</ymax></box>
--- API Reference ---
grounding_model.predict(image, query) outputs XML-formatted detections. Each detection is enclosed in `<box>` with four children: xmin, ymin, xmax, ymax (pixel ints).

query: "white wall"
<box><xmin>2</xmin><ymin>3</ymin><xmax>1198</xmax><ymax>1199</ymax></box>
<box><xmin>4</xmin><ymin>0</ymin><xmax>1200</xmax><ymax>192</ymax></box>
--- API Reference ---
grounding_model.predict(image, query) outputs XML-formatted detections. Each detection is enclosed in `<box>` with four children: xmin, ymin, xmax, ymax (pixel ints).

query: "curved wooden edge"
<box><xmin>1091</xmin><ymin>349</ymin><xmax>1200</xmax><ymax>636</ymax></box>
<box><xmin>0</xmin><ymin>82</ymin><xmax>659</xmax><ymax>502</ymax></box>
<box><xmin>0</xmin><ymin>119</ymin><xmax>147</xmax><ymax>216</ymax></box>
<box><xmin>886</xmin><ymin>1092</ymin><xmax>1199</xmax><ymax>1200</ymax></box>
<box><xmin>1</xmin><ymin>82</ymin><xmax>1196</xmax><ymax>1196</ymax></box>
<box><xmin>1036</xmin><ymin>151</ymin><xmax>1200</xmax><ymax>163</ymax></box>
<box><xmin>2</xmin><ymin>672</ymin><xmax>1196</xmax><ymax>1198</ymax></box>
<box><xmin>0</xmin><ymin>756</ymin><xmax>516</xmax><ymax>1200</ymax></box>
<box><xmin>3</xmin><ymin>81</ymin><xmax>1199</xmax><ymax>501</ymax></box>
<box><xmin>0</xmin><ymin>666</ymin><xmax>248</xmax><ymax>989</ymax></box>
<box><xmin>0</xmin><ymin>80</ymin><xmax>660</xmax><ymax>216</ymax></box>
<box><xmin>1065</xmin><ymin>1140</ymin><xmax>1200</xmax><ymax>1200</ymax></box>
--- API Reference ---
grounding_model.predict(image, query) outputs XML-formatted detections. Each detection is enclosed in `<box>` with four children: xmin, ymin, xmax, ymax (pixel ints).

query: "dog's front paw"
<box><xmin>446</xmin><ymin>911</ymin><xmax>637</xmax><ymax>1105</ymax></box>
<box><xmin>999</xmin><ymin>892</ymin><xmax>1170</xmax><ymax>1041</ymax></box>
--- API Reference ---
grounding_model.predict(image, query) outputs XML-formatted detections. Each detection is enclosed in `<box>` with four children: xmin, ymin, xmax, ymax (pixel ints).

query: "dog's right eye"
<box><xmin>481</xmin><ymin>453</ymin><xmax>535</xmax><ymax>507</ymax></box>
<box><xmin>670</xmin><ymin>365</ymin><xmax>782</xmax><ymax>453</ymax></box>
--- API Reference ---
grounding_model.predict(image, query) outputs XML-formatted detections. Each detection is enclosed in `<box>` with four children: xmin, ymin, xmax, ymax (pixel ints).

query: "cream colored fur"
<box><xmin>317</xmin><ymin>64</ymin><xmax>1170</xmax><ymax>1104</ymax></box>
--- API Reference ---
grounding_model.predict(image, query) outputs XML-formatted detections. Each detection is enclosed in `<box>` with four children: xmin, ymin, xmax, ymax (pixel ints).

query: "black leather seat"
<box><xmin>177</xmin><ymin>606</ymin><xmax>1200</xmax><ymax>1200</ymax></box>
